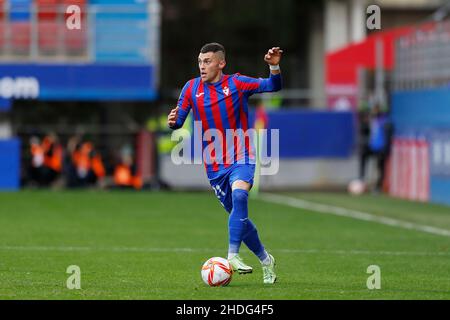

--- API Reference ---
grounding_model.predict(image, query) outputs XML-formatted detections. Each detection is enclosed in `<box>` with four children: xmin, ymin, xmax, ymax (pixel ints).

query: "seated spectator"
<box><xmin>42</xmin><ymin>133</ymin><xmax>63</xmax><ymax>185</ymax></box>
<box><xmin>29</xmin><ymin>136</ymin><xmax>44</xmax><ymax>186</ymax></box>
<box><xmin>113</xmin><ymin>146</ymin><xmax>142</xmax><ymax>190</ymax></box>
<box><xmin>28</xmin><ymin>133</ymin><xmax>62</xmax><ymax>187</ymax></box>
<box><xmin>67</xmin><ymin>138</ymin><xmax>105</xmax><ymax>188</ymax></box>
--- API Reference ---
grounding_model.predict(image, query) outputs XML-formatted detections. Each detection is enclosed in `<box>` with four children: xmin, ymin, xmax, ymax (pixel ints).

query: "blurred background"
<box><xmin>0</xmin><ymin>0</ymin><xmax>449</xmax><ymax>206</ymax></box>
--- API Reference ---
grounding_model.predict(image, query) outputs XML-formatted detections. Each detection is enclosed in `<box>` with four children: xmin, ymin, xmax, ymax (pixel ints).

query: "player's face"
<box><xmin>198</xmin><ymin>52</ymin><xmax>225</xmax><ymax>83</ymax></box>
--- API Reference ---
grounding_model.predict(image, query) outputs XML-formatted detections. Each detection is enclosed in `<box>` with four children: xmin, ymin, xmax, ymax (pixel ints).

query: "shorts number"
<box><xmin>212</xmin><ymin>185</ymin><xmax>226</xmax><ymax>199</ymax></box>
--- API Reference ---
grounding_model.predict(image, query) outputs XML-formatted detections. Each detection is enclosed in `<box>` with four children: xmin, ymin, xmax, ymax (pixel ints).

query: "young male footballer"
<box><xmin>167</xmin><ymin>43</ymin><xmax>282</xmax><ymax>284</ymax></box>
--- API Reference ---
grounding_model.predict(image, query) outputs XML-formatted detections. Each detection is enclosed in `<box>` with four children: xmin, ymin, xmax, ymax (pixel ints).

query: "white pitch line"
<box><xmin>278</xmin><ymin>248</ymin><xmax>450</xmax><ymax>256</ymax></box>
<box><xmin>0</xmin><ymin>245</ymin><xmax>448</xmax><ymax>257</ymax></box>
<box><xmin>259</xmin><ymin>193</ymin><xmax>450</xmax><ymax>238</ymax></box>
<box><xmin>0</xmin><ymin>245</ymin><xmax>204</xmax><ymax>253</ymax></box>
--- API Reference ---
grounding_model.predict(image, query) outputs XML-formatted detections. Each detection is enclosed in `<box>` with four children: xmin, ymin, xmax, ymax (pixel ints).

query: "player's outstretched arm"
<box><xmin>233</xmin><ymin>47</ymin><xmax>283</xmax><ymax>94</ymax></box>
<box><xmin>261</xmin><ymin>46</ymin><xmax>283</xmax><ymax>91</ymax></box>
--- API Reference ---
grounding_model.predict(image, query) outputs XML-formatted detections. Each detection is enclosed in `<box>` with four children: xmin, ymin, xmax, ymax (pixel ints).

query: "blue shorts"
<box><xmin>207</xmin><ymin>164</ymin><xmax>255</xmax><ymax>213</ymax></box>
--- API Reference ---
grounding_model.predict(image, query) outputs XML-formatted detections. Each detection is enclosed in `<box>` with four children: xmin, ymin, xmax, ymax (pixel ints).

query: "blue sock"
<box><xmin>228</xmin><ymin>189</ymin><xmax>249</xmax><ymax>255</ymax></box>
<box><xmin>243</xmin><ymin>219</ymin><xmax>268</xmax><ymax>262</ymax></box>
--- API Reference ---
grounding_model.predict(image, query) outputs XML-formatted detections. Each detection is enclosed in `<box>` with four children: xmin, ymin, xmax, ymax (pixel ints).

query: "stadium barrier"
<box><xmin>0</xmin><ymin>138</ymin><xmax>20</xmax><ymax>190</ymax></box>
<box><xmin>389</xmin><ymin>88</ymin><xmax>450</xmax><ymax>206</ymax></box>
<box><xmin>388</xmin><ymin>137</ymin><xmax>429</xmax><ymax>202</ymax></box>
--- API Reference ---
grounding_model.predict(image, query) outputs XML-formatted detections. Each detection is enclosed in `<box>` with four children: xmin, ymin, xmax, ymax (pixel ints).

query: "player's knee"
<box><xmin>232</xmin><ymin>189</ymin><xmax>248</xmax><ymax>204</ymax></box>
<box><xmin>232</xmin><ymin>180</ymin><xmax>251</xmax><ymax>191</ymax></box>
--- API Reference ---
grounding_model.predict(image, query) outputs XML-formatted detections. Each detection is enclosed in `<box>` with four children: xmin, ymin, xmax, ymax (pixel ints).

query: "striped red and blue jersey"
<box><xmin>170</xmin><ymin>73</ymin><xmax>282</xmax><ymax>173</ymax></box>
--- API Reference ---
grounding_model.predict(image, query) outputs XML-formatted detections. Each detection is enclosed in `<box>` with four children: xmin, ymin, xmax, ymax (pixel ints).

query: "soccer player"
<box><xmin>167</xmin><ymin>43</ymin><xmax>282</xmax><ymax>284</ymax></box>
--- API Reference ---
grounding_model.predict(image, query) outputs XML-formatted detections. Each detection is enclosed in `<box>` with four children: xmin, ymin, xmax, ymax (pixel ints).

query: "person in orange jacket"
<box><xmin>113</xmin><ymin>147</ymin><xmax>142</xmax><ymax>190</ymax></box>
<box><xmin>67</xmin><ymin>137</ymin><xmax>105</xmax><ymax>188</ymax></box>
<box><xmin>42</xmin><ymin>133</ymin><xmax>63</xmax><ymax>180</ymax></box>
<box><xmin>29</xmin><ymin>136</ymin><xmax>44</xmax><ymax>186</ymax></box>
<box><xmin>28</xmin><ymin>133</ymin><xmax>62</xmax><ymax>187</ymax></box>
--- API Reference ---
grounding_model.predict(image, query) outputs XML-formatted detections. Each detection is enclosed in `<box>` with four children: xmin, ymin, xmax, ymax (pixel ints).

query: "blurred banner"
<box><xmin>187</xmin><ymin>110</ymin><xmax>356</xmax><ymax>161</ymax></box>
<box><xmin>248</xmin><ymin>110</ymin><xmax>355</xmax><ymax>158</ymax></box>
<box><xmin>0</xmin><ymin>138</ymin><xmax>20</xmax><ymax>190</ymax></box>
<box><xmin>0</xmin><ymin>64</ymin><xmax>156</xmax><ymax>100</ymax></box>
<box><xmin>0</xmin><ymin>97</ymin><xmax>11</xmax><ymax>111</ymax></box>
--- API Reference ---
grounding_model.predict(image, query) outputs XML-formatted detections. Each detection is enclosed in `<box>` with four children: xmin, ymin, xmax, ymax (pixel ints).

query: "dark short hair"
<box><xmin>200</xmin><ymin>43</ymin><xmax>225</xmax><ymax>58</ymax></box>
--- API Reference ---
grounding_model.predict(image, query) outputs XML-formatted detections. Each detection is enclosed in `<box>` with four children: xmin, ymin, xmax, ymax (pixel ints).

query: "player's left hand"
<box><xmin>264</xmin><ymin>47</ymin><xmax>283</xmax><ymax>65</ymax></box>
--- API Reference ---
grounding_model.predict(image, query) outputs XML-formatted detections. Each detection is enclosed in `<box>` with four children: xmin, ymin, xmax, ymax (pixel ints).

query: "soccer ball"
<box><xmin>201</xmin><ymin>257</ymin><xmax>233</xmax><ymax>287</ymax></box>
<box><xmin>348</xmin><ymin>179</ymin><xmax>366</xmax><ymax>195</ymax></box>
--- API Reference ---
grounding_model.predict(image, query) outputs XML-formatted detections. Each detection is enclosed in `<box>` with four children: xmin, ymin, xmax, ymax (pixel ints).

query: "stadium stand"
<box><xmin>10</xmin><ymin>0</ymin><xmax>32</xmax><ymax>55</ymax></box>
<box><xmin>62</xmin><ymin>0</ymin><xmax>87</xmax><ymax>55</ymax></box>
<box><xmin>91</xmin><ymin>0</ymin><xmax>150</xmax><ymax>63</ymax></box>
<box><xmin>0</xmin><ymin>0</ymin><xmax>150</xmax><ymax>61</ymax></box>
<box><xmin>0</xmin><ymin>0</ymin><xmax>5</xmax><ymax>54</ymax></box>
<box><xmin>37</xmin><ymin>0</ymin><xmax>59</xmax><ymax>55</ymax></box>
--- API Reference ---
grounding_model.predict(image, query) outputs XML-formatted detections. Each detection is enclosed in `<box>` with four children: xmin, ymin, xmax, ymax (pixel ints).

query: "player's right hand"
<box><xmin>167</xmin><ymin>106</ymin><xmax>179</xmax><ymax>128</ymax></box>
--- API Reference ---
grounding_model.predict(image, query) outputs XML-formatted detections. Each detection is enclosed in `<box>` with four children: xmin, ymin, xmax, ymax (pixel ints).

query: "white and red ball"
<box><xmin>347</xmin><ymin>179</ymin><xmax>366</xmax><ymax>195</ymax></box>
<box><xmin>201</xmin><ymin>257</ymin><xmax>233</xmax><ymax>287</ymax></box>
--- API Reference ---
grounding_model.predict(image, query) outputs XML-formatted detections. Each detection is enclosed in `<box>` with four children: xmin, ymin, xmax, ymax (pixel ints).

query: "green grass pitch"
<box><xmin>0</xmin><ymin>190</ymin><xmax>449</xmax><ymax>299</ymax></box>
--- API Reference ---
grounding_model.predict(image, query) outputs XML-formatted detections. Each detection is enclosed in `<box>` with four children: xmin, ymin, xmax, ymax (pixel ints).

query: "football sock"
<box><xmin>228</xmin><ymin>189</ymin><xmax>249</xmax><ymax>257</ymax></box>
<box><xmin>242</xmin><ymin>219</ymin><xmax>268</xmax><ymax>262</ymax></box>
<box><xmin>227</xmin><ymin>252</ymin><xmax>238</xmax><ymax>260</ymax></box>
<box><xmin>261</xmin><ymin>252</ymin><xmax>272</xmax><ymax>265</ymax></box>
